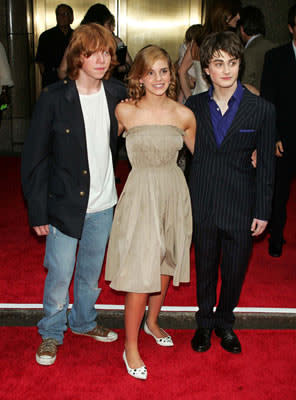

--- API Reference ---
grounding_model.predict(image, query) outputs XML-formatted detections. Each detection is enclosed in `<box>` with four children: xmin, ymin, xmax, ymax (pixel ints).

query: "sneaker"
<box><xmin>36</xmin><ymin>338</ymin><xmax>59</xmax><ymax>366</ymax></box>
<box><xmin>72</xmin><ymin>324</ymin><xmax>118</xmax><ymax>342</ymax></box>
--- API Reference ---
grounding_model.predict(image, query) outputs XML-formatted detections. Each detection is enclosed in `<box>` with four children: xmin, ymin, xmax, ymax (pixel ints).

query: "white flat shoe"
<box><xmin>144</xmin><ymin>322</ymin><xmax>174</xmax><ymax>347</ymax></box>
<box><xmin>123</xmin><ymin>351</ymin><xmax>147</xmax><ymax>380</ymax></box>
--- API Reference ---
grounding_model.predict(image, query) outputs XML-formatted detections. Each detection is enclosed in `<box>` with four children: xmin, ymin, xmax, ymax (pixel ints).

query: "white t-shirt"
<box><xmin>79</xmin><ymin>85</ymin><xmax>117</xmax><ymax>213</ymax></box>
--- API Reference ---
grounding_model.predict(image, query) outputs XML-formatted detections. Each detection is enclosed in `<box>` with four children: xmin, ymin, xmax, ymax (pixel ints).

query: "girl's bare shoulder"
<box><xmin>173</xmin><ymin>100</ymin><xmax>195</xmax><ymax>121</ymax></box>
<box><xmin>115</xmin><ymin>99</ymin><xmax>137</xmax><ymax>116</ymax></box>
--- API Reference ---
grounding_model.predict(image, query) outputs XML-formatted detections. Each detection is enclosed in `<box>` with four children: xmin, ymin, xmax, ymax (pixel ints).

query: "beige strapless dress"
<box><xmin>105</xmin><ymin>125</ymin><xmax>192</xmax><ymax>293</ymax></box>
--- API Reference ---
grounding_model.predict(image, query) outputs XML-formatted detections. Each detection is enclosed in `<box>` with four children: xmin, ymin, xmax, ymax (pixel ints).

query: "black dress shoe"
<box><xmin>191</xmin><ymin>328</ymin><xmax>212</xmax><ymax>352</ymax></box>
<box><xmin>268</xmin><ymin>240</ymin><xmax>283</xmax><ymax>257</ymax></box>
<box><xmin>215</xmin><ymin>328</ymin><xmax>241</xmax><ymax>354</ymax></box>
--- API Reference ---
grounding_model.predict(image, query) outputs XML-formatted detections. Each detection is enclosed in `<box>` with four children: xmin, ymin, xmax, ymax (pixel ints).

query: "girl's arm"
<box><xmin>178</xmin><ymin>44</ymin><xmax>194</xmax><ymax>100</ymax></box>
<box><xmin>115</xmin><ymin>103</ymin><xmax>127</xmax><ymax>136</ymax></box>
<box><xmin>182</xmin><ymin>108</ymin><xmax>196</xmax><ymax>154</ymax></box>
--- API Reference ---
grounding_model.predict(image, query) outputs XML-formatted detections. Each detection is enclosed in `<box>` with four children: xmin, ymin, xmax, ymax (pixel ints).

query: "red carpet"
<box><xmin>0</xmin><ymin>156</ymin><xmax>295</xmax><ymax>308</ymax></box>
<box><xmin>0</xmin><ymin>327</ymin><xmax>295</xmax><ymax>399</ymax></box>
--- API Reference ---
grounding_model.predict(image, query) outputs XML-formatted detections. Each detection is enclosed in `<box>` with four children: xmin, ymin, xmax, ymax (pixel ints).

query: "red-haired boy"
<box><xmin>22</xmin><ymin>23</ymin><xmax>126</xmax><ymax>365</ymax></box>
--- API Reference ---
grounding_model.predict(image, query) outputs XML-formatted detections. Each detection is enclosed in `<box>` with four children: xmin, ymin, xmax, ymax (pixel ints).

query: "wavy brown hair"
<box><xmin>128</xmin><ymin>45</ymin><xmax>177</xmax><ymax>101</ymax></box>
<box><xmin>67</xmin><ymin>23</ymin><xmax>117</xmax><ymax>80</ymax></box>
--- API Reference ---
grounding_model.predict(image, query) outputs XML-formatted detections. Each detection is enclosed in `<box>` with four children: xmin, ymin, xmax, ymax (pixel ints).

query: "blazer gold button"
<box><xmin>65</xmin><ymin>129</ymin><xmax>70</xmax><ymax>133</ymax></box>
<box><xmin>82</xmin><ymin>170</ymin><xmax>88</xmax><ymax>175</ymax></box>
<box><xmin>80</xmin><ymin>191</ymin><xmax>85</xmax><ymax>196</ymax></box>
<box><xmin>64</xmin><ymin>80</ymin><xmax>68</xmax><ymax>84</ymax></box>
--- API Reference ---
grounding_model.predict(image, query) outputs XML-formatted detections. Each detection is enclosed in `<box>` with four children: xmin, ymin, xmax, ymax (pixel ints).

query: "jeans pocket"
<box><xmin>49</xmin><ymin>224</ymin><xmax>57</xmax><ymax>237</ymax></box>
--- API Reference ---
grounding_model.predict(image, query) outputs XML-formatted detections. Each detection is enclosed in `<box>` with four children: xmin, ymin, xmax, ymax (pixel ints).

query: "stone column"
<box><xmin>4</xmin><ymin>0</ymin><xmax>34</xmax><ymax>153</ymax></box>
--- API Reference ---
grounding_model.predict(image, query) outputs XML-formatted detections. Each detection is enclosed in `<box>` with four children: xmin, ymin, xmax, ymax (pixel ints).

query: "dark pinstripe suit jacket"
<box><xmin>186</xmin><ymin>88</ymin><xmax>276</xmax><ymax>231</ymax></box>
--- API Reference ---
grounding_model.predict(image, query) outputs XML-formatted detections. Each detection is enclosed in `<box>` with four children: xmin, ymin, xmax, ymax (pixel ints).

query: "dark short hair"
<box><xmin>200</xmin><ymin>31</ymin><xmax>244</xmax><ymax>83</ymax></box>
<box><xmin>288</xmin><ymin>4</ymin><xmax>296</xmax><ymax>27</ymax></box>
<box><xmin>80</xmin><ymin>3</ymin><xmax>113</xmax><ymax>26</ymax></box>
<box><xmin>55</xmin><ymin>4</ymin><xmax>73</xmax><ymax>16</ymax></box>
<box><xmin>239</xmin><ymin>6</ymin><xmax>265</xmax><ymax>36</ymax></box>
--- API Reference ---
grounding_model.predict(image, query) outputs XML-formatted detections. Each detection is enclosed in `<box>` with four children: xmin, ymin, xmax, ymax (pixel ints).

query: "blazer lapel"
<box><xmin>63</xmin><ymin>79</ymin><xmax>119</xmax><ymax>157</ymax></box>
<box><xmin>64</xmin><ymin>79</ymin><xmax>87</xmax><ymax>151</ymax></box>
<box><xmin>220</xmin><ymin>89</ymin><xmax>255</xmax><ymax>147</ymax></box>
<box><xmin>103</xmin><ymin>80</ymin><xmax>118</xmax><ymax>137</ymax></box>
<box><xmin>200</xmin><ymin>95</ymin><xmax>217</xmax><ymax>147</ymax></box>
<box><xmin>103</xmin><ymin>80</ymin><xmax>119</xmax><ymax>158</ymax></box>
<box><xmin>286</xmin><ymin>42</ymin><xmax>296</xmax><ymax>80</ymax></box>
<box><xmin>246</xmin><ymin>35</ymin><xmax>262</xmax><ymax>50</ymax></box>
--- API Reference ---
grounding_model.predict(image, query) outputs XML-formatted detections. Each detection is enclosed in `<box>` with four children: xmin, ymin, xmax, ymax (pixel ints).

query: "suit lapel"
<box><xmin>103</xmin><ymin>80</ymin><xmax>119</xmax><ymax>157</ymax></box>
<box><xmin>220</xmin><ymin>89</ymin><xmax>255</xmax><ymax>147</ymax></box>
<box><xmin>246</xmin><ymin>35</ymin><xmax>262</xmax><ymax>50</ymax></box>
<box><xmin>200</xmin><ymin>94</ymin><xmax>217</xmax><ymax>147</ymax></box>
<box><xmin>200</xmin><ymin>90</ymin><xmax>255</xmax><ymax>149</ymax></box>
<box><xmin>64</xmin><ymin>80</ymin><xmax>87</xmax><ymax>151</ymax></box>
<box><xmin>285</xmin><ymin>42</ymin><xmax>296</xmax><ymax>80</ymax></box>
<box><xmin>63</xmin><ymin>79</ymin><xmax>118</xmax><ymax>155</ymax></box>
<box><xmin>103</xmin><ymin>80</ymin><xmax>118</xmax><ymax>138</ymax></box>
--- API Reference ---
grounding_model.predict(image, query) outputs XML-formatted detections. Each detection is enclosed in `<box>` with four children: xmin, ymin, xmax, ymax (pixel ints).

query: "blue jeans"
<box><xmin>38</xmin><ymin>207</ymin><xmax>113</xmax><ymax>343</ymax></box>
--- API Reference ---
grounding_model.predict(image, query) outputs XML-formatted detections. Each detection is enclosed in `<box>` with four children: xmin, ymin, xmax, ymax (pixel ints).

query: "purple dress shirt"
<box><xmin>208</xmin><ymin>81</ymin><xmax>244</xmax><ymax>147</ymax></box>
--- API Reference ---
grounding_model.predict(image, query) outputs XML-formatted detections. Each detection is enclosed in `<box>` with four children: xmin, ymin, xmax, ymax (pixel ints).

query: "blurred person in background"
<box><xmin>239</xmin><ymin>6</ymin><xmax>275</xmax><ymax>95</ymax></box>
<box><xmin>200</xmin><ymin>0</ymin><xmax>241</xmax><ymax>41</ymax></box>
<box><xmin>178</xmin><ymin>0</ymin><xmax>242</xmax><ymax>103</ymax></box>
<box><xmin>58</xmin><ymin>3</ymin><xmax>132</xmax><ymax>82</ymax></box>
<box><xmin>36</xmin><ymin>3</ymin><xmax>74</xmax><ymax>87</ymax></box>
<box><xmin>261</xmin><ymin>4</ymin><xmax>296</xmax><ymax>258</ymax></box>
<box><xmin>176</xmin><ymin>24</ymin><xmax>205</xmax><ymax>103</ymax></box>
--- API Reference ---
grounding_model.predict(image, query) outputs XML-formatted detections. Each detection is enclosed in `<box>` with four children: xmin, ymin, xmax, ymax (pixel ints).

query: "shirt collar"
<box><xmin>208</xmin><ymin>80</ymin><xmax>244</xmax><ymax>104</ymax></box>
<box><xmin>245</xmin><ymin>34</ymin><xmax>261</xmax><ymax>48</ymax></box>
<box><xmin>208</xmin><ymin>85</ymin><xmax>214</xmax><ymax>99</ymax></box>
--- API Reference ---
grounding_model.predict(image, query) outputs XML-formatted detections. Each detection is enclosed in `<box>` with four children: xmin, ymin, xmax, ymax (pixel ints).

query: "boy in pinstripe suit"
<box><xmin>186</xmin><ymin>31</ymin><xmax>275</xmax><ymax>354</ymax></box>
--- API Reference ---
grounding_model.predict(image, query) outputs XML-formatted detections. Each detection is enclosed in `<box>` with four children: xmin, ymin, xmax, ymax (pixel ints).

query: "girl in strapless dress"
<box><xmin>105</xmin><ymin>45</ymin><xmax>196</xmax><ymax>380</ymax></box>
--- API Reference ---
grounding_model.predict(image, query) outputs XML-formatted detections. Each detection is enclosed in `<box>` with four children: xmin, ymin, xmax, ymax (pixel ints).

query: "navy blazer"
<box><xmin>21</xmin><ymin>78</ymin><xmax>127</xmax><ymax>239</ymax></box>
<box><xmin>186</xmin><ymin>88</ymin><xmax>276</xmax><ymax>231</ymax></box>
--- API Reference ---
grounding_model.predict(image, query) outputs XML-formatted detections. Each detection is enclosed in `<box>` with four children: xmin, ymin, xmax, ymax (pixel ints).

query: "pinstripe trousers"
<box><xmin>193</xmin><ymin>215</ymin><xmax>252</xmax><ymax>329</ymax></box>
